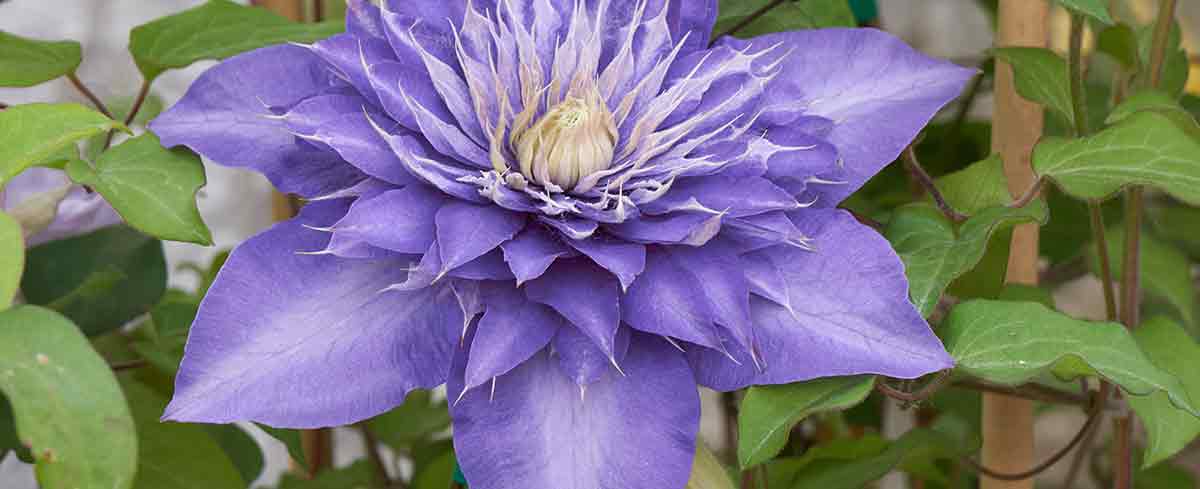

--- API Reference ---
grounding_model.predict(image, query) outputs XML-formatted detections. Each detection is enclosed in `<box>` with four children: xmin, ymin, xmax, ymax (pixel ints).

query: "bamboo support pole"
<box><xmin>982</xmin><ymin>2</ymin><xmax>1048</xmax><ymax>489</ymax></box>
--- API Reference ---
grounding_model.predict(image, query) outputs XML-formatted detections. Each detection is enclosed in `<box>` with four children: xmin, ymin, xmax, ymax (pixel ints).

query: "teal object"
<box><xmin>849</xmin><ymin>0</ymin><xmax>878</xmax><ymax>24</ymax></box>
<box><xmin>453</xmin><ymin>464</ymin><xmax>468</xmax><ymax>486</ymax></box>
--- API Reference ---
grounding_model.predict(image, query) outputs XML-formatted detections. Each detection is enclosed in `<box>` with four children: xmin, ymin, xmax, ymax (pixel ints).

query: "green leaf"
<box><xmin>942</xmin><ymin>300</ymin><xmax>1199</xmax><ymax>416</ymax></box>
<box><xmin>67</xmin><ymin>133</ymin><xmax>212</xmax><ymax>245</ymax></box>
<box><xmin>121</xmin><ymin>379</ymin><xmax>244</xmax><ymax>489</ymax></box>
<box><xmin>1137</xmin><ymin>461</ymin><xmax>1196</xmax><ymax>489</ymax></box>
<box><xmin>0</xmin><ymin>32</ymin><xmax>81</xmax><ymax>87</ymax></box>
<box><xmin>1149</xmin><ymin>205</ymin><xmax>1200</xmax><ymax>260</ymax></box>
<box><xmin>1106</xmin><ymin>90</ymin><xmax>1200</xmax><ymax>140</ymax></box>
<box><xmin>21</xmin><ymin>226</ymin><xmax>167</xmax><ymax>336</ymax></box>
<box><xmin>1</xmin><ymin>393</ymin><xmax>34</xmax><ymax>462</ymax></box>
<box><xmin>933</xmin><ymin>155</ymin><xmax>1010</xmax><ymax>214</ymax></box>
<box><xmin>1097</xmin><ymin>24</ymin><xmax>1140</xmax><ymax>70</ymax></box>
<box><xmin>992</xmin><ymin>47</ymin><xmax>1074</xmax><ymax>127</ymax></box>
<box><xmin>204</xmin><ymin>425</ymin><xmax>264</xmax><ymax>484</ymax></box>
<box><xmin>130</xmin><ymin>290</ymin><xmax>198</xmax><ymax>376</ymax></box>
<box><xmin>714</xmin><ymin>0</ymin><xmax>855</xmax><ymax>38</ymax></box>
<box><xmin>1126</xmin><ymin>317</ymin><xmax>1200</xmax><ymax>467</ymax></box>
<box><xmin>886</xmin><ymin>203</ymin><xmax>1047</xmax><ymax>317</ymax></box>
<box><xmin>0</xmin><ymin>103</ymin><xmax>126</xmax><ymax>185</ymax></box>
<box><xmin>129</xmin><ymin>0</ymin><xmax>343</xmax><ymax>81</ymax></box>
<box><xmin>1053</xmin><ymin>0</ymin><xmax>1113</xmax><ymax>24</ymax></box>
<box><xmin>737</xmin><ymin>376</ymin><xmax>873</xmax><ymax>468</ymax></box>
<box><xmin>687</xmin><ymin>443</ymin><xmax>736</xmax><ymax>489</ymax></box>
<box><xmin>368</xmin><ymin>390</ymin><xmax>451</xmax><ymax>450</ymax></box>
<box><xmin>0</xmin><ymin>305</ymin><xmax>137</xmax><ymax>489</ymax></box>
<box><xmin>1093</xmin><ymin>227</ymin><xmax>1195</xmax><ymax>327</ymax></box>
<box><xmin>276</xmin><ymin>460</ymin><xmax>372</xmax><ymax>489</ymax></box>
<box><xmin>788</xmin><ymin>429</ymin><xmax>965</xmax><ymax>489</ymax></box>
<box><xmin>1133</xmin><ymin>22</ymin><xmax>1189</xmax><ymax>96</ymax></box>
<box><xmin>0</xmin><ymin>212</ymin><xmax>22</xmax><ymax>310</ymax></box>
<box><xmin>413</xmin><ymin>450</ymin><xmax>457</xmax><ymax>489</ymax></box>
<box><xmin>1034</xmin><ymin>111</ymin><xmax>1200</xmax><ymax>206</ymax></box>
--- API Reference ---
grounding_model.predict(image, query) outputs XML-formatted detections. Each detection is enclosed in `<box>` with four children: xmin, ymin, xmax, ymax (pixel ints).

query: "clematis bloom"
<box><xmin>151</xmin><ymin>1</ymin><xmax>973</xmax><ymax>487</ymax></box>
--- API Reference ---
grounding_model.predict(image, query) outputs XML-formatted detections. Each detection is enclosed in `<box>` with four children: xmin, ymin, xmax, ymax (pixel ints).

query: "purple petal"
<box><xmin>667</xmin><ymin>0</ymin><xmax>717</xmax><ymax>53</ymax></box>
<box><xmin>605</xmin><ymin>211</ymin><xmax>722</xmax><ymax>246</ymax></box>
<box><xmin>461</xmin><ymin>283</ymin><xmax>562</xmax><ymax>393</ymax></box>
<box><xmin>346</xmin><ymin>0</ymin><xmax>385</xmax><ymax>39</ymax></box>
<box><xmin>688</xmin><ymin>209</ymin><xmax>953</xmax><ymax>391</ymax></box>
<box><xmin>297</xmin><ymin>101</ymin><xmax>420</xmax><ymax>187</ymax></box>
<box><xmin>621</xmin><ymin>246</ymin><xmax>724</xmax><ymax>349</ymax></box>
<box><xmin>718</xmin><ymin>29</ymin><xmax>975</xmax><ymax>205</ymax></box>
<box><xmin>538</xmin><ymin>215</ymin><xmax>599</xmax><ymax>240</ymax></box>
<box><xmin>525</xmin><ymin>258</ymin><xmax>621</xmax><ymax>361</ymax></box>
<box><xmin>333</xmin><ymin>184</ymin><xmax>445</xmax><ymax>254</ymax></box>
<box><xmin>640</xmin><ymin>176</ymin><xmax>799</xmax><ymax>218</ymax></box>
<box><xmin>500</xmin><ymin>224</ymin><xmax>572</xmax><ymax>285</ymax></box>
<box><xmin>165</xmin><ymin>205</ymin><xmax>461</xmax><ymax>427</ymax></box>
<box><xmin>565</xmin><ymin>236</ymin><xmax>646</xmax><ymax>292</ymax></box>
<box><xmin>551</xmin><ymin>324</ymin><xmax>632</xmax><ymax>385</ymax></box>
<box><xmin>435</xmin><ymin>201</ymin><xmax>526</xmax><ymax>275</ymax></box>
<box><xmin>308</xmin><ymin>34</ymin><xmax>395</xmax><ymax>109</ymax></box>
<box><xmin>450</xmin><ymin>334</ymin><xmax>700</xmax><ymax>489</ymax></box>
<box><xmin>449</xmin><ymin>250</ymin><xmax>516</xmax><ymax>280</ymax></box>
<box><xmin>150</xmin><ymin>45</ymin><xmax>366</xmax><ymax>198</ymax></box>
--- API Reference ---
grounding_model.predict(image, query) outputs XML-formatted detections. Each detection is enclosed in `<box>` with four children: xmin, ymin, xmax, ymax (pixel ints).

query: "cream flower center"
<box><xmin>515</xmin><ymin>89</ymin><xmax>617</xmax><ymax>192</ymax></box>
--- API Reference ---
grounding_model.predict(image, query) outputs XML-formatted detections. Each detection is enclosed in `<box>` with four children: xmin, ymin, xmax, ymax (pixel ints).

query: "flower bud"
<box><xmin>516</xmin><ymin>89</ymin><xmax>617</xmax><ymax>192</ymax></box>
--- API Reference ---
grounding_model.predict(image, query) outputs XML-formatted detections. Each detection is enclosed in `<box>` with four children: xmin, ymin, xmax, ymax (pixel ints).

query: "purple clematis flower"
<box><xmin>150</xmin><ymin>1</ymin><xmax>972</xmax><ymax>487</ymax></box>
<box><xmin>1</xmin><ymin>167</ymin><xmax>120</xmax><ymax>247</ymax></box>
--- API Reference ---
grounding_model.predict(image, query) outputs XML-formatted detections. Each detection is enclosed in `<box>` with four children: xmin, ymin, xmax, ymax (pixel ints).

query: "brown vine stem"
<box><xmin>66</xmin><ymin>72</ymin><xmax>115</xmax><ymax>120</ymax></box>
<box><xmin>359</xmin><ymin>424</ymin><xmax>401</xmax><ymax>489</ymax></box>
<box><xmin>713</xmin><ymin>0</ymin><xmax>788</xmax><ymax>42</ymax></box>
<box><xmin>1007</xmin><ymin>177</ymin><xmax>1044</xmax><ymax>209</ymax></box>
<box><xmin>1115</xmin><ymin>2</ymin><xmax>1179</xmax><ymax>488</ymax></box>
<box><xmin>962</xmin><ymin>383</ymin><xmax>1108</xmax><ymax>482</ymax></box>
<box><xmin>874</xmin><ymin>371</ymin><xmax>952</xmax><ymax>403</ymax></box>
<box><xmin>1065</xmin><ymin>13</ymin><xmax>1117</xmax><ymax>487</ymax></box>
<box><xmin>902</xmin><ymin>146</ymin><xmax>968</xmax><ymax>222</ymax></box>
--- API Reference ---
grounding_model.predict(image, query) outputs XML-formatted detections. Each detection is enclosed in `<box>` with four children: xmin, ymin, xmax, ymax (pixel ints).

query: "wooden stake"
<box><xmin>983</xmin><ymin>1</ymin><xmax>1048</xmax><ymax>488</ymax></box>
<box><xmin>250</xmin><ymin>0</ymin><xmax>334</xmax><ymax>477</ymax></box>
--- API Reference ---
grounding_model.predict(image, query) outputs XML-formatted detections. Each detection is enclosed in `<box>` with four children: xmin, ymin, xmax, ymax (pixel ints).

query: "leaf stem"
<box><xmin>66</xmin><ymin>72</ymin><xmax>115</xmax><ymax>120</ymax></box>
<box><xmin>123</xmin><ymin>79</ymin><xmax>151</xmax><ymax>127</ymax></box>
<box><xmin>902</xmin><ymin>146</ymin><xmax>968</xmax><ymax>222</ymax></box>
<box><xmin>713</xmin><ymin>0</ymin><xmax>789</xmax><ymax>43</ymax></box>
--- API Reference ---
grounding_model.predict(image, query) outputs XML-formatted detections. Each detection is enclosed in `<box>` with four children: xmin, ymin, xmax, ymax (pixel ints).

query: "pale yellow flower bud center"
<box><xmin>516</xmin><ymin>90</ymin><xmax>617</xmax><ymax>192</ymax></box>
